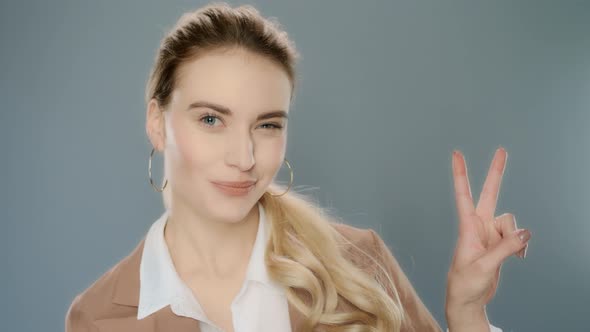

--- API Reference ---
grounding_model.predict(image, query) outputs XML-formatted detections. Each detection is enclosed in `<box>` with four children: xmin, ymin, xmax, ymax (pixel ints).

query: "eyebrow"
<box><xmin>186</xmin><ymin>100</ymin><xmax>288</xmax><ymax>121</ymax></box>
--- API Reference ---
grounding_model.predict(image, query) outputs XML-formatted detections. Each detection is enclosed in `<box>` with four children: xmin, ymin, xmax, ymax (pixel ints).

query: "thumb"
<box><xmin>480</xmin><ymin>229</ymin><xmax>531</xmax><ymax>268</ymax></box>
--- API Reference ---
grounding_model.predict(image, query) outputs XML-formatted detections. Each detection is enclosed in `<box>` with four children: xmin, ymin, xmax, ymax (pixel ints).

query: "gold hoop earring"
<box><xmin>148</xmin><ymin>147</ymin><xmax>168</xmax><ymax>192</ymax></box>
<box><xmin>270</xmin><ymin>158</ymin><xmax>293</xmax><ymax>197</ymax></box>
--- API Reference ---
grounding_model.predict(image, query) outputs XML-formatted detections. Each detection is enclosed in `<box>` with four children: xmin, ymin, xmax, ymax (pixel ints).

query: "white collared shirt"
<box><xmin>136</xmin><ymin>202</ymin><xmax>503</xmax><ymax>332</ymax></box>
<box><xmin>137</xmin><ymin>203</ymin><xmax>292</xmax><ymax>332</ymax></box>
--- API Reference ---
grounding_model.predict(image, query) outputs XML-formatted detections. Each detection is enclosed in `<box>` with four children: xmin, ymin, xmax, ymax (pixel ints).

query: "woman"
<box><xmin>65</xmin><ymin>3</ymin><xmax>531</xmax><ymax>332</ymax></box>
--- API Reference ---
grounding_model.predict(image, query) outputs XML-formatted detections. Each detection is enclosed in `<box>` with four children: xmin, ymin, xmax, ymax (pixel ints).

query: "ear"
<box><xmin>146</xmin><ymin>98</ymin><xmax>166</xmax><ymax>151</ymax></box>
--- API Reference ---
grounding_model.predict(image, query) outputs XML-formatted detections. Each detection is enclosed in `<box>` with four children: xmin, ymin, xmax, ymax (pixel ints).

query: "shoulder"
<box><xmin>329</xmin><ymin>222</ymin><xmax>387</xmax><ymax>269</ymax></box>
<box><xmin>329</xmin><ymin>221</ymin><xmax>405</xmax><ymax>269</ymax></box>
<box><xmin>329</xmin><ymin>221</ymin><xmax>406</xmax><ymax>289</ymax></box>
<box><xmin>330</xmin><ymin>222</ymin><xmax>443</xmax><ymax>331</ymax></box>
<box><xmin>330</xmin><ymin>221</ymin><xmax>378</xmax><ymax>248</ymax></box>
<box><xmin>65</xmin><ymin>240</ymin><xmax>145</xmax><ymax>331</ymax></box>
<box><xmin>330</xmin><ymin>221</ymin><xmax>392</xmax><ymax>255</ymax></box>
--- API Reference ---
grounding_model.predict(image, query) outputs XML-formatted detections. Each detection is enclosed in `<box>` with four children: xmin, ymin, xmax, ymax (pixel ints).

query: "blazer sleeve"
<box><xmin>369</xmin><ymin>229</ymin><xmax>444</xmax><ymax>332</ymax></box>
<box><xmin>65</xmin><ymin>294</ymin><xmax>99</xmax><ymax>332</ymax></box>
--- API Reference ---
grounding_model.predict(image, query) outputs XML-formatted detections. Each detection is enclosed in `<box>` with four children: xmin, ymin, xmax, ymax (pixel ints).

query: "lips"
<box><xmin>210</xmin><ymin>180</ymin><xmax>257</xmax><ymax>188</ymax></box>
<box><xmin>210</xmin><ymin>180</ymin><xmax>257</xmax><ymax>196</ymax></box>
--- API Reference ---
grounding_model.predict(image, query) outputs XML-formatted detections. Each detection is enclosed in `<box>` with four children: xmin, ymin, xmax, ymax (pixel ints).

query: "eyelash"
<box><xmin>199</xmin><ymin>114</ymin><xmax>284</xmax><ymax>130</ymax></box>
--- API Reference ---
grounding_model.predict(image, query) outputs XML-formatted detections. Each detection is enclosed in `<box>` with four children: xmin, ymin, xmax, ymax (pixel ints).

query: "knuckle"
<box><xmin>502</xmin><ymin>212</ymin><xmax>515</xmax><ymax>221</ymax></box>
<box><xmin>498</xmin><ymin>213</ymin><xmax>517</xmax><ymax>228</ymax></box>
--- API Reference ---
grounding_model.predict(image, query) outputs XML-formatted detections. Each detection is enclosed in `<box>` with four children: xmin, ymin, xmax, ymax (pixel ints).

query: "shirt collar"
<box><xmin>137</xmin><ymin>202</ymin><xmax>273</xmax><ymax>320</ymax></box>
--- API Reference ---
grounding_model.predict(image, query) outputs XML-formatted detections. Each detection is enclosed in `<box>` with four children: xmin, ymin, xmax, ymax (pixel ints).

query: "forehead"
<box><xmin>171</xmin><ymin>48</ymin><xmax>292</xmax><ymax>114</ymax></box>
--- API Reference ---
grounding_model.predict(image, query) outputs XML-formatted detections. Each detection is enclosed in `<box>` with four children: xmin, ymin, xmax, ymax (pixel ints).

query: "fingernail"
<box><xmin>516</xmin><ymin>243</ymin><xmax>528</xmax><ymax>259</ymax></box>
<box><xmin>515</xmin><ymin>229</ymin><xmax>531</xmax><ymax>243</ymax></box>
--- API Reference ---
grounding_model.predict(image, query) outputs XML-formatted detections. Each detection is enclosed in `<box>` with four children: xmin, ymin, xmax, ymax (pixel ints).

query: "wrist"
<box><xmin>445</xmin><ymin>304</ymin><xmax>490</xmax><ymax>332</ymax></box>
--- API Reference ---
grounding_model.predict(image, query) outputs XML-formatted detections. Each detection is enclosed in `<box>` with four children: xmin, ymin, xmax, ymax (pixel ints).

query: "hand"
<box><xmin>445</xmin><ymin>147</ymin><xmax>531</xmax><ymax>325</ymax></box>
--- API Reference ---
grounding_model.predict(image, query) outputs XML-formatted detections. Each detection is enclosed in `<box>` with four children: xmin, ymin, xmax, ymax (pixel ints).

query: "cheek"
<box><xmin>168</xmin><ymin>116</ymin><xmax>220</xmax><ymax>172</ymax></box>
<box><xmin>255</xmin><ymin>136</ymin><xmax>287</xmax><ymax>176</ymax></box>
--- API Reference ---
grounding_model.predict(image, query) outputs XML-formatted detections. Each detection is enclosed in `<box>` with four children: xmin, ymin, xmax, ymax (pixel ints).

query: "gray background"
<box><xmin>1</xmin><ymin>0</ymin><xmax>589</xmax><ymax>331</ymax></box>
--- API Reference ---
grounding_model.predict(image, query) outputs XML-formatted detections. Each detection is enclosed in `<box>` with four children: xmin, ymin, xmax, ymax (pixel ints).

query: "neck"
<box><xmin>164</xmin><ymin>202</ymin><xmax>260</xmax><ymax>282</ymax></box>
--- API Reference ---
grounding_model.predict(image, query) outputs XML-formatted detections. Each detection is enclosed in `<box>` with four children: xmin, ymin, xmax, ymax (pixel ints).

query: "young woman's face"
<box><xmin>153</xmin><ymin>48</ymin><xmax>291</xmax><ymax>223</ymax></box>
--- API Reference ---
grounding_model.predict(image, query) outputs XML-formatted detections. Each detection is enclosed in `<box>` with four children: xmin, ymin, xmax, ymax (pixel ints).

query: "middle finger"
<box><xmin>475</xmin><ymin>147</ymin><xmax>508</xmax><ymax>220</ymax></box>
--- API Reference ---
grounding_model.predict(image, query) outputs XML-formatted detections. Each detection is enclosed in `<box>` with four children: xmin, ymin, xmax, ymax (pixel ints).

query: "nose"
<box><xmin>225</xmin><ymin>128</ymin><xmax>256</xmax><ymax>171</ymax></box>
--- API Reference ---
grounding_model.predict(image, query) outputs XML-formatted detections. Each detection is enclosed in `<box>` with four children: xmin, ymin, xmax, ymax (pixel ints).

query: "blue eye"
<box><xmin>260</xmin><ymin>123</ymin><xmax>283</xmax><ymax>130</ymax></box>
<box><xmin>200</xmin><ymin>115</ymin><xmax>221</xmax><ymax>127</ymax></box>
<box><xmin>198</xmin><ymin>113</ymin><xmax>284</xmax><ymax>131</ymax></box>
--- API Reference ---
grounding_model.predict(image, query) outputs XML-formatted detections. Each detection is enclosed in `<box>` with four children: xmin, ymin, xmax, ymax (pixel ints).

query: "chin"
<box><xmin>205</xmin><ymin>194</ymin><xmax>259</xmax><ymax>224</ymax></box>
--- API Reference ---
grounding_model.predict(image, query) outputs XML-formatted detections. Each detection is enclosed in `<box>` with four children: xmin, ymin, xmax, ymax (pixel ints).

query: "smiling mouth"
<box><xmin>210</xmin><ymin>180</ymin><xmax>257</xmax><ymax>196</ymax></box>
<box><xmin>211</xmin><ymin>180</ymin><xmax>257</xmax><ymax>188</ymax></box>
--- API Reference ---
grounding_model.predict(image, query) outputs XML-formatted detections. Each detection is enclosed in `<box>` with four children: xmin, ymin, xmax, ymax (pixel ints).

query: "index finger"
<box><xmin>452</xmin><ymin>150</ymin><xmax>477</xmax><ymax>223</ymax></box>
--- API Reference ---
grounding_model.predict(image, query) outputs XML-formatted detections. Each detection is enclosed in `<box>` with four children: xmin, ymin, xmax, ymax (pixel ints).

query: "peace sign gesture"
<box><xmin>445</xmin><ymin>148</ymin><xmax>531</xmax><ymax>330</ymax></box>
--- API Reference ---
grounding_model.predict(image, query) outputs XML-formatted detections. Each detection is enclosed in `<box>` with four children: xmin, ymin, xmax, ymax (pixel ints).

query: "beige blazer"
<box><xmin>65</xmin><ymin>222</ymin><xmax>443</xmax><ymax>332</ymax></box>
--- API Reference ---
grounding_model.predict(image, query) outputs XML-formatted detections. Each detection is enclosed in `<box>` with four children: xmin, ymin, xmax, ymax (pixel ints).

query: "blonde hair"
<box><xmin>145</xmin><ymin>3</ymin><xmax>405</xmax><ymax>331</ymax></box>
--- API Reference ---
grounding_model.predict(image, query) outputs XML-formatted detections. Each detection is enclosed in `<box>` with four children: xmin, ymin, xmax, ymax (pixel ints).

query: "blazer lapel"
<box><xmin>110</xmin><ymin>237</ymin><xmax>310</xmax><ymax>332</ymax></box>
<box><xmin>106</xmin><ymin>238</ymin><xmax>200</xmax><ymax>332</ymax></box>
<box><xmin>93</xmin><ymin>307</ymin><xmax>201</xmax><ymax>332</ymax></box>
<box><xmin>110</xmin><ymin>238</ymin><xmax>144</xmax><ymax>307</ymax></box>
